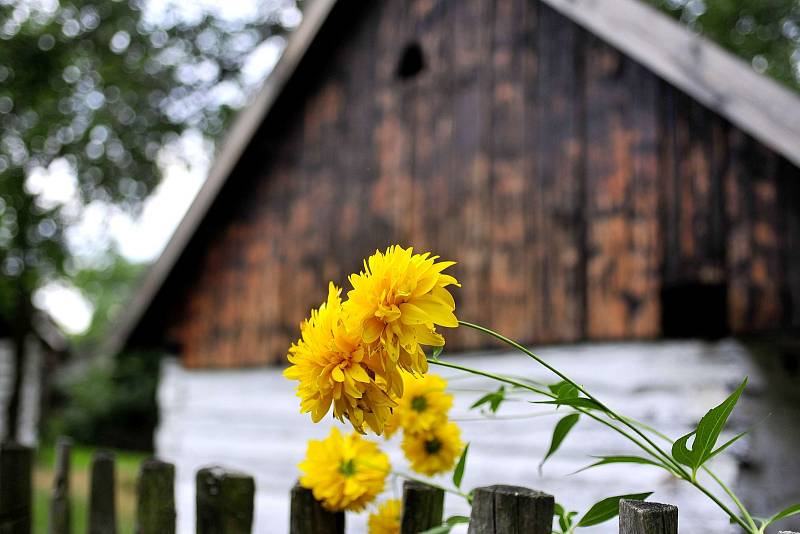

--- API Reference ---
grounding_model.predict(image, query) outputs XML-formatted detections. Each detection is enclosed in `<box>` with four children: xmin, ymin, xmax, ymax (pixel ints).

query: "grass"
<box><xmin>33</xmin><ymin>444</ymin><xmax>148</xmax><ymax>534</ymax></box>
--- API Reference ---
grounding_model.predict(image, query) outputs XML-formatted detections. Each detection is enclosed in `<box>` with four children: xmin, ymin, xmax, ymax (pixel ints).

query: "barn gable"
<box><xmin>110</xmin><ymin>0</ymin><xmax>800</xmax><ymax>367</ymax></box>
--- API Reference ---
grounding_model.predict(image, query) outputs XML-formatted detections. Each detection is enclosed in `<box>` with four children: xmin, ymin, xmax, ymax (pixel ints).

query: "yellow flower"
<box><xmin>299</xmin><ymin>427</ymin><xmax>390</xmax><ymax>512</ymax></box>
<box><xmin>368</xmin><ymin>499</ymin><xmax>401</xmax><ymax>534</ymax></box>
<box><xmin>284</xmin><ymin>283</ymin><xmax>397</xmax><ymax>434</ymax></box>
<box><xmin>402</xmin><ymin>421</ymin><xmax>463</xmax><ymax>476</ymax></box>
<box><xmin>345</xmin><ymin>246</ymin><xmax>460</xmax><ymax>377</ymax></box>
<box><xmin>393</xmin><ymin>372</ymin><xmax>453</xmax><ymax>435</ymax></box>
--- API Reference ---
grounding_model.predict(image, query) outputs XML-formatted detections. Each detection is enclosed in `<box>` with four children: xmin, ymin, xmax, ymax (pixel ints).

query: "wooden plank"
<box><xmin>468</xmin><ymin>485</ymin><xmax>553</xmax><ymax>534</ymax></box>
<box><xmin>540</xmin><ymin>0</ymin><xmax>800</xmax><ymax>168</ymax></box>
<box><xmin>534</xmin><ymin>3</ymin><xmax>584</xmax><ymax>343</ymax></box>
<box><xmin>0</xmin><ymin>443</ymin><xmax>32</xmax><ymax>534</ymax></box>
<box><xmin>725</xmin><ymin>132</ymin><xmax>784</xmax><ymax>332</ymax></box>
<box><xmin>449</xmin><ymin>0</ymin><xmax>493</xmax><ymax>348</ymax></box>
<box><xmin>659</xmin><ymin>89</ymin><xmax>726</xmax><ymax>285</ymax></box>
<box><xmin>400</xmin><ymin>480</ymin><xmax>444</xmax><ymax>534</ymax></box>
<box><xmin>289</xmin><ymin>483</ymin><xmax>344</xmax><ymax>534</ymax></box>
<box><xmin>487</xmin><ymin>0</ymin><xmax>529</xmax><ymax>341</ymax></box>
<box><xmin>49</xmin><ymin>437</ymin><xmax>71</xmax><ymax>534</ymax></box>
<box><xmin>88</xmin><ymin>451</ymin><xmax>116</xmax><ymax>534</ymax></box>
<box><xmin>584</xmin><ymin>38</ymin><xmax>661</xmax><ymax>338</ymax></box>
<box><xmin>196</xmin><ymin>466</ymin><xmax>255</xmax><ymax>534</ymax></box>
<box><xmin>136</xmin><ymin>459</ymin><xmax>176</xmax><ymax>534</ymax></box>
<box><xmin>619</xmin><ymin>499</ymin><xmax>678</xmax><ymax>534</ymax></box>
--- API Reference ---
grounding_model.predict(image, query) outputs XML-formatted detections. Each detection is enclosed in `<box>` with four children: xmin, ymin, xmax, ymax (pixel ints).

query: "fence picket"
<box><xmin>289</xmin><ymin>483</ymin><xmax>344</xmax><ymax>534</ymax></box>
<box><xmin>136</xmin><ymin>459</ymin><xmax>176</xmax><ymax>534</ymax></box>
<box><xmin>88</xmin><ymin>451</ymin><xmax>117</xmax><ymax>534</ymax></box>
<box><xmin>0</xmin><ymin>442</ymin><xmax>32</xmax><ymax>534</ymax></box>
<box><xmin>468</xmin><ymin>485</ymin><xmax>553</xmax><ymax>534</ymax></box>
<box><xmin>196</xmin><ymin>466</ymin><xmax>255</xmax><ymax>534</ymax></box>
<box><xmin>619</xmin><ymin>499</ymin><xmax>678</xmax><ymax>534</ymax></box>
<box><xmin>400</xmin><ymin>480</ymin><xmax>444</xmax><ymax>534</ymax></box>
<box><xmin>50</xmin><ymin>437</ymin><xmax>71</xmax><ymax>534</ymax></box>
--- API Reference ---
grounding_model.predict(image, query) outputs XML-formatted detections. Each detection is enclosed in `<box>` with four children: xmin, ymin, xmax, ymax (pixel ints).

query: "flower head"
<box><xmin>345</xmin><ymin>246</ymin><xmax>460</xmax><ymax>377</ymax></box>
<box><xmin>368</xmin><ymin>499</ymin><xmax>401</xmax><ymax>534</ymax></box>
<box><xmin>299</xmin><ymin>427</ymin><xmax>390</xmax><ymax>512</ymax></box>
<box><xmin>284</xmin><ymin>283</ymin><xmax>397</xmax><ymax>434</ymax></box>
<box><xmin>389</xmin><ymin>372</ymin><xmax>452</xmax><ymax>436</ymax></box>
<box><xmin>401</xmin><ymin>421</ymin><xmax>463</xmax><ymax>476</ymax></box>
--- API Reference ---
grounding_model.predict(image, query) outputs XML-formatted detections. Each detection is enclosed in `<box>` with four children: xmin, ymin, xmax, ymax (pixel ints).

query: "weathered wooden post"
<box><xmin>88</xmin><ymin>450</ymin><xmax>117</xmax><ymax>534</ymax></box>
<box><xmin>136</xmin><ymin>459</ymin><xmax>176</xmax><ymax>534</ymax></box>
<box><xmin>196</xmin><ymin>466</ymin><xmax>255</xmax><ymax>534</ymax></box>
<box><xmin>619</xmin><ymin>499</ymin><xmax>678</xmax><ymax>534</ymax></box>
<box><xmin>50</xmin><ymin>437</ymin><xmax>72</xmax><ymax>534</ymax></box>
<box><xmin>0</xmin><ymin>442</ymin><xmax>32</xmax><ymax>534</ymax></box>
<box><xmin>468</xmin><ymin>485</ymin><xmax>554</xmax><ymax>534</ymax></box>
<box><xmin>289</xmin><ymin>483</ymin><xmax>344</xmax><ymax>534</ymax></box>
<box><xmin>400</xmin><ymin>480</ymin><xmax>444</xmax><ymax>534</ymax></box>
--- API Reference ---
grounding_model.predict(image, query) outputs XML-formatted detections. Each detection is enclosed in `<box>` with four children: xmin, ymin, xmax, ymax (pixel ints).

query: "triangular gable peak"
<box><xmin>106</xmin><ymin>0</ymin><xmax>800</xmax><ymax>364</ymax></box>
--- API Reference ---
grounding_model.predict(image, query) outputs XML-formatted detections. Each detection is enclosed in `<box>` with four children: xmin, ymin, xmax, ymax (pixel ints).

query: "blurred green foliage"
<box><xmin>648</xmin><ymin>0</ymin><xmax>800</xmax><ymax>92</ymax></box>
<box><xmin>45</xmin><ymin>350</ymin><xmax>160</xmax><ymax>451</ymax></box>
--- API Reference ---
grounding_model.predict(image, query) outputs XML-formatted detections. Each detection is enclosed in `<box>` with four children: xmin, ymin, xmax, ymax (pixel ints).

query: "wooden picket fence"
<box><xmin>1</xmin><ymin>439</ymin><xmax>792</xmax><ymax>534</ymax></box>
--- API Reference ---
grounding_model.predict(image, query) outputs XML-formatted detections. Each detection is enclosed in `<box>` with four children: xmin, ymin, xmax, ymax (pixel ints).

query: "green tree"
<box><xmin>0</xmin><ymin>0</ymin><xmax>296</xmax><ymax>441</ymax></box>
<box><xmin>647</xmin><ymin>0</ymin><xmax>800</xmax><ymax>92</ymax></box>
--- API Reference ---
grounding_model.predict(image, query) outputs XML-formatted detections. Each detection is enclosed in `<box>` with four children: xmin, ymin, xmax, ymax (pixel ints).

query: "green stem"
<box><xmin>429</xmin><ymin>359</ymin><xmax>674</xmax><ymax>475</ymax></box>
<box><xmin>446</xmin><ymin>321</ymin><xmax>757</xmax><ymax>533</ymax></box>
<box><xmin>458</xmin><ymin>321</ymin><xmax>687</xmax><ymax>476</ymax></box>
<box><xmin>622</xmin><ymin>416</ymin><xmax>759</xmax><ymax>531</ymax></box>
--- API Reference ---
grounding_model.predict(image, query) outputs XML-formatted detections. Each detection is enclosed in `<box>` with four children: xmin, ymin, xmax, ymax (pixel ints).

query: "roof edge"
<box><xmin>541</xmin><ymin>0</ymin><xmax>800</xmax><ymax>167</ymax></box>
<box><xmin>100</xmin><ymin>0</ymin><xmax>339</xmax><ymax>357</ymax></box>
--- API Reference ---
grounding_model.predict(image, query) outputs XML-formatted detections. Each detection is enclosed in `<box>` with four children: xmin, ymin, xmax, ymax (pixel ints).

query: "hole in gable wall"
<box><xmin>396</xmin><ymin>42</ymin><xmax>425</xmax><ymax>80</ymax></box>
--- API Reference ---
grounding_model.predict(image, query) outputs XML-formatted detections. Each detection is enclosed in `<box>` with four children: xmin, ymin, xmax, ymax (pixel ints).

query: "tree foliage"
<box><xmin>0</xmin><ymin>0</ymin><xmax>297</xmax><ymax>440</ymax></box>
<box><xmin>648</xmin><ymin>0</ymin><xmax>800</xmax><ymax>92</ymax></box>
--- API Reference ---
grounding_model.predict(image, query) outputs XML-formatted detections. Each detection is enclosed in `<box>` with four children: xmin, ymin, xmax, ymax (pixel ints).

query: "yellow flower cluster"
<box><xmin>285</xmin><ymin>246</ymin><xmax>460</xmax><ymax>434</ymax></box>
<box><xmin>389</xmin><ymin>372</ymin><xmax>464</xmax><ymax>477</ymax></box>
<box><xmin>298</xmin><ymin>427</ymin><xmax>390</xmax><ymax>512</ymax></box>
<box><xmin>368</xmin><ymin>499</ymin><xmax>401</xmax><ymax>534</ymax></box>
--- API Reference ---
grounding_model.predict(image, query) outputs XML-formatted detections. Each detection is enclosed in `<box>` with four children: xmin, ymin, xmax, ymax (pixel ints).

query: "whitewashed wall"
<box><xmin>156</xmin><ymin>340</ymin><xmax>799</xmax><ymax>534</ymax></box>
<box><xmin>0</xmin><ymin>338</ymin><xmax>42</xmax><ymax>445</ymax></box>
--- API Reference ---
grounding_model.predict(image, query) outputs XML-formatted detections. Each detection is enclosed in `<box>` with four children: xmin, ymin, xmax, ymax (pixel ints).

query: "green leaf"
<box><xmin>553</xmin><ymin>502</ymin><xmax>577</xmax><ymax>533</ymax></box>
<box><xmin>671</xmin><ymin>378</ymin><xmax>748</xmax><ymax>471</ymax></box>
<box><xmin>470</xmin><ymin>385</ymin><xmax>505</xmax><ymax>413</ymax></box>
<box><xmin>419</xmin><ymin>515</ymin><xmax>469</xmax><ymax>534</ymax></box>
<box><xmin>452</xmin><ymin>443</ymin><xmax>469</xmax><ymax>489</ymax></box>
<box><xmin>766</xmin><ymin>503</ymin><xmax>800</xmax><ymax>525</ymax></box>
<box><xmin>430</xmin><ymin>346</ymin><xmax>443</xmax><ymax>360</ymax></box>
<box><xmin>573</xmin><ymin>455</ymin><xmax>663</xmax><ymax>474</ymax></box>
<box><xmin>535</xmin><ymin>398</ymin><xmax>603</xmax><ymax>410</ymax></box>
<box><xmin>548</xmin><ymin>380</ymin><xmax>579</xmax><ymax>400</ymax></box>
<box><xmin>540</xmin><ymin>414</ymin><xmax>580</xmax><ymax>470</ymax></box>
<box><xmin>577</xmin><ymin>492</ymin><xmax>653</xmax><ymax>527</ymax></box>
<box><xmin>693</xmin><ymin>378</ymin><xmax>748</xmax><ymax>464</ymax></box>
<box><xmin>671</xmin><ymin>431</ymin><xmax>696</xmax><ymax>468</ymax></box>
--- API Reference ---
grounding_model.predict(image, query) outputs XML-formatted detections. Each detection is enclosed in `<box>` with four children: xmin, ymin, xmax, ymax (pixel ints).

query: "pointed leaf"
<box><xmin>430</xmin><ymin>346</ymin><xmax>443</xmax><ymax>360</ymax></box>
<box><xmin>470</xmin><ymin>392</ymin><xmax>497</xmax><ymax>410</ymax></box>
<box><xmin>577</xmin><ymin>492</ymin><xmax>653</xmax><ymax>527</ymax></box>
<box><xmin>671</xmin><ymin>431</ymin><xmax>696</xmax><ymax>467</ymax></box>
<box><xmin>535</xmin><ymin>398</ymin><xmax>603</xmax><ymax>410</ymax></box>
<box><xmin>767</xmin><ymin>503</ymin><xmax>800</xmax><ymax>525</ymax></box>
<box><xmin>419</xmin><ymin>516</ymin><xmax>470</xmax><ymax>534</ymax></box>
<box><xmin>452</xmin><ymin>443</ymin><xmax>469</xmax><ymax>489</ymax></box>
<box><xmin>692</xmin><ymin>378</ymin><xmax>748</xmax><ymax>466</ymax></box>
<box><xmin>540</xmin><ymin>414</ymin><xmax>580</xmax><ymax>470</ymax></box>
<box><xmin>573</xmin><ymin>455</ymin><xmax>663</xmax><ymax>474</ymax></box>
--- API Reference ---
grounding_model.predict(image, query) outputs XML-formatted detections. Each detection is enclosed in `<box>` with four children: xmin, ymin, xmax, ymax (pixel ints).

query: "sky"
<box><xmin>32</xmin><ymin>0</ymin><xmax>298</xmax><ymax>334</ymax></box>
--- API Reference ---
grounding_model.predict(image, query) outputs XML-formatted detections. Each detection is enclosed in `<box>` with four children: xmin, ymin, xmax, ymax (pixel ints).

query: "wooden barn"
<box><xmin>107</xmin><ymin>0</ymin><xmax>800</xmax><ymax>532</ymax></box>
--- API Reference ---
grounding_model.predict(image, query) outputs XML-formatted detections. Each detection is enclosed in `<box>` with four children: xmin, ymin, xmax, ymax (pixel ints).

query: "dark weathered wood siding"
<box><xmin>141</xmin><ymin>0</ymin><xmax>800</xmax><ymax>367</ymax></box>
